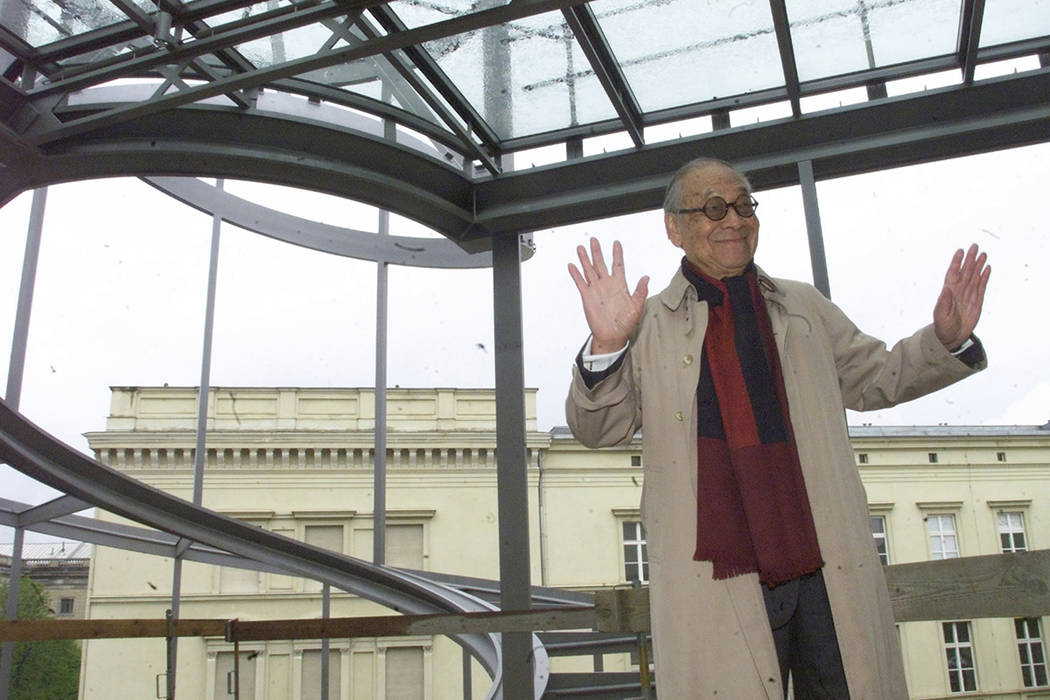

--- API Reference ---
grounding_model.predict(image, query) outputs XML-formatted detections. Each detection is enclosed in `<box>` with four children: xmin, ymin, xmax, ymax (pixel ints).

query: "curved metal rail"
<box><xmin>140</xmin><ymin>176</ymin><xmax>535</xmax><ymax>268</ymax></box>
<box><xmin>0</xmin><ymin>398</ymin><xmax>551</xmax><ymax>698</ymax></box>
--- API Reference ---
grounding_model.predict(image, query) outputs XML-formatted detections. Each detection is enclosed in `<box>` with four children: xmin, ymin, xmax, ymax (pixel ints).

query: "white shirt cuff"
<box><xmin>581</xmin><ymin>337</ymin><xmax>629</xmax><ymax>372</ymax></box>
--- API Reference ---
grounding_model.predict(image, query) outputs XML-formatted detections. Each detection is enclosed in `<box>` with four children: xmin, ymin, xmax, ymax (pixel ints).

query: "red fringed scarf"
<box><xmin>683</xmin><ymin>261</ymin><xmax>823</xmax><ymax>585</ymax></box>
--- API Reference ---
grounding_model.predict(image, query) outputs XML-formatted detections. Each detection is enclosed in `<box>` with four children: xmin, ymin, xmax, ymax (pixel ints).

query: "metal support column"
<box><xmin>798</xmin><ymin>160</ymin><xmax>832</xmax><ymax>299</ymax></box>
<box><xmin>4</xmin><ymin>187</ymin><xmax>46</xmax><ymax>407</ymax></box>
<box><xmin>167</xmin><ymin>178</ymin><xmax>224</xmax><ymax>700</ymax></box>
<box><xmin>373</xmin><ymin>102</ymin><xmax>394</xmax><ymax>567</ymax></box>
<box><xmin>1</xmin><ymin>186</ymin><xmax>47</xmax><ymax>700</ymax></box>
<box><xmin>373</xmin><ymin>210</ymin><xmax>389</xmax><ymax>567</ymax></box>
<box><xmin>462</xmin><ymin>646</ymin><xmax>472</xmax><ymax>700</ymax></box>
<box><xmin>320</xmin><ymin>583</ymin><xmax>331</xmax><ymax>700</ymax></box>
<box><xmin>491</xmin><ymin>233</ymin><xmax>534</xmax><ymax>699</ymax></box>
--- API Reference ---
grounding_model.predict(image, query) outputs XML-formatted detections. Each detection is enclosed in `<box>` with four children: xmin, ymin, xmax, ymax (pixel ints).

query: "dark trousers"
<box><xmin>762</xmin><ymin>570</ymin><xmax>851</xmax><ymax>699</ymax></box>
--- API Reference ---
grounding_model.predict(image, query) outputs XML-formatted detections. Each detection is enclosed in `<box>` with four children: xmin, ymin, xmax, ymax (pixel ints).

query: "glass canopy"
<box><xmin>1</xmin><ymin>0</ymin><xmax>1049</xmax><ymax>238</ymax></box>
<box><xmin>3</xmin><ymin>0</ymin><xmax>1048</xmax><ymax>138</ymax></box>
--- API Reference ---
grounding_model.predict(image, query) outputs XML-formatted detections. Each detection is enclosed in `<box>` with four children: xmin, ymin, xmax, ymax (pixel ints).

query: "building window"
<box><xmin>927</xmin><ymin>514</ymin><xmax>959</xmax><ymax>559</ymax></box>
<box><xmin>1016</xmin><ymin>618</ymin><xmax>1049</xmax><ymax>688</ymax></box>
<box><xmin>630</xmin><ymin>454</ymin><xmax>642</xmax><ymax>467</ymax></box>
<box><xmin>857</xmin><ymin>452</ymin><xmax>869</xmax><ymax>464</ymax></box>
<box><xmin>59</xmin><ymin>597</ymin><xmax>74</xmax><ymax>615</ymax></box>
<box><xmin>869</xmin><ymin>515</ymin><xmax>890</xmax><ymax>565</ymax></box>
<box><xmin>943</xmin><ymin>621</ymin><xmax>978</xmax><ymax>693</ymax></box>
<box><xmin>928</xmin><ymin>452</ymin><xmax>939</xmax><ymax>463</ymax></box>
<box><xmin>998</xmin><ymin>511</ymin><xmax>1027</xmax><ymax>553</ymax></box>
<box><xmin>997</xmin><ymin>451</ymin><xmax>1007</xmax><ymax>462</ymax></box>
<box><xmin>622</xmin><ymin>521</ymin><xmax>648</xmax><ymax>584</ymax></box>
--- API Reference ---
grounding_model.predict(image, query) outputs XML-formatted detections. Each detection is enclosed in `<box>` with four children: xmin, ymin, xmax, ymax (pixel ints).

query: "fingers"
<box><xmin>590</xmin><ymin>237</ymin><xmax>610</xmax><ymax>279</ymax></box>
<box><xmin>632</xmin><ymin>275</ymin><xmax>650</xmax><ymax>304</ymax></box>
<box><xmin>574</xmin><ymin>237</ymin><xmax>628</xmax><ymax>284</ymax></box>
<box><xmin>567</xmin><ymin>262</ymin><xmax>587</xmax><ymax>293</ymax></box>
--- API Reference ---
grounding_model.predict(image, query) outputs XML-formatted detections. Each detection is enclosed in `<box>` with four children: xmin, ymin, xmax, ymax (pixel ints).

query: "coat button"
<box><xmin>683</xmin><ymin>354</ymin><xmax>693</xmax><ymax>366</ymax></box>
<box><xmin>674</xmin><ymin>411</ymin><xmax>683</xmax><ymax>421</ymax></box>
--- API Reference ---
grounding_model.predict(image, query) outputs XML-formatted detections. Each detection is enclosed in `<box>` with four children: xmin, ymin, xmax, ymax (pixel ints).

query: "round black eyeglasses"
<box><xmin>671</xmin><ymin>194</ymin><xmax>758</xmax><ymax>221</ymax></box>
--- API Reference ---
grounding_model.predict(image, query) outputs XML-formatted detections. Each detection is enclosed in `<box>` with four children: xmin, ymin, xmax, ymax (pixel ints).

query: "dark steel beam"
<box><xmin>798</xmin><ymin>159</ymin><xmax>830</xmax><ymax>298</ymax></box>
<box><xmin>768</xmin><ymin>0</ymin><xmax>801</xmax><ymax>117</ymax></box>
<box><xmin>468</xmin><ymin>68</ymin><xmax>1050</xmax><ymax>238</ymax></box>
<box><xmin>12</xmin><ymin>495</ymin><xmax>90</xmax><ymax>526</ymax></box>
<box><xmin>0</xmin><ymin>106</ymin><xmax>478</xmax><ymax>238</ymax></box>
<box><xmin>269</xmin><ymin>78</ymin><xmax>467</xmax><ymax>155</ymax></box>
<box><xmin>3</xmin><ymin>65</ymin><xmax>1050</xmax><ymax>248</ymax></box>
<box><xmin>491</xmin><ymin>232</ymin><xmax>535</xmax><ymax>698</ymax></box>
<box><xmin>562</xmin><ymin>4</ymin><xmax>643</xmax><ymax>147</ymax></box>
<box><xmin>0</xmin><ymin>24</ymin><xmax>34</xmax><ymax>62</ymax></box>
<box><xmin>957</xmin><ymin>0</ymin><xmax>986</xmax><ymax>84</ymax></box>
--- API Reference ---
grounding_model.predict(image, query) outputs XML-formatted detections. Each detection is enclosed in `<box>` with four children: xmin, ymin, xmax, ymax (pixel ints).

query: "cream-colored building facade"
<box><xmin>80</xmin><ymin>387</ymin><xmax>1050</xmax><ymax>699</ymax></box>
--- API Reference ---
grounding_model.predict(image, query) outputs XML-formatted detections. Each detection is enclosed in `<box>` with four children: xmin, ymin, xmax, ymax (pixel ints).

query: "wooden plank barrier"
<box><xmin>2</xmin><ymin>550</ymin><xmax>1047</xmax><ymax>643</ymax></box>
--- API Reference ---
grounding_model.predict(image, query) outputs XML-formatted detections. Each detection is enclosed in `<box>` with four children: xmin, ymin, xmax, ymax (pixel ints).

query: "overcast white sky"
<box><xmin>2</xmin><ymin>140</ymin><xmax>1049</xmax><ymax>527</ymax></box>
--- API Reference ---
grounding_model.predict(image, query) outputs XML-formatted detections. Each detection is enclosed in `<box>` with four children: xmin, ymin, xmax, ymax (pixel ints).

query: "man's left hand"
<box><xmin>934</xmin><ymin>243</ymin><xmax>991</xmax><ymax>350</ymax></box>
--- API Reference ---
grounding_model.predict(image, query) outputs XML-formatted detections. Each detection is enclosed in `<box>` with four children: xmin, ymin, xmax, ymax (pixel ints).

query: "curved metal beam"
<box><xmin>0</xmin><ymin>399</ymin><xmax>553</xmax><ymax>697</ymax></box>
<box><xmin>4</xmin><ymin>69</ymin><xmax>1050</xmax><ymax>247</ymax></box>
<box><xmin>0</xmin><ymin>105</ymin><xmax>483</xmax><ymax>245</ymax></box>
<box><xmin>142</xmin><ymin>177</ymin><xmax>497</xmax><ymax>268</ymax></box>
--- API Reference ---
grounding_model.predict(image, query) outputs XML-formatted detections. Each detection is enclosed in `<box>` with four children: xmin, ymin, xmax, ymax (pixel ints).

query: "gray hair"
<box><xmin>662</xmin><ymin>157</ymin><xmax>752</xmax><ymax>213</ymax></box>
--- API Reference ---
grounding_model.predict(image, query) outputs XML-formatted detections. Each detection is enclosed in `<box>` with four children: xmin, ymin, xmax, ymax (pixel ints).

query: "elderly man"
<box><xmin>565</xmin><ymin>157</ymin><xmax>989</xmax><ymax>698</ymax></box>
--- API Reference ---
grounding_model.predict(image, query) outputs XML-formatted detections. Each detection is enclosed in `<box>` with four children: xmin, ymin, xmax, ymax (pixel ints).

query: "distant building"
<box><xmin>79</xmin><ymin>387</ymin><xmax>1050</xmax><ymax>699</ymax></box>
<box><xmin>1</xmin><ymin>541</ymin><xmax>91</xmax><ymax>623</ymax></box>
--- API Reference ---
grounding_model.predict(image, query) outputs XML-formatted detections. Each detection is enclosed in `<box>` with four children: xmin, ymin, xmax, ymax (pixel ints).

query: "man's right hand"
<box><xmin>567</xmin><ymin>237</ymin><xmax>649</xmax><ymax>355</ymax></box>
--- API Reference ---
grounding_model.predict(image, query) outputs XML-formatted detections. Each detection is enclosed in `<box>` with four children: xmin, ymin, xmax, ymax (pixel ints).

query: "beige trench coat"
<box><xmin>566</xmin><ymin>268</ymin><xmax>984</xmax><ymax>699</ymax></box>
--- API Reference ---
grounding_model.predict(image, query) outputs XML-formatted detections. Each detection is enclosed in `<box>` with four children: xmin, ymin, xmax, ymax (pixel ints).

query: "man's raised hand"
<box><xmin>934</xmin><ymin>243</ymin><xmax>990</xmax><ymax>351</ymax></box>
<box><xmin>567</xmin><ymin>238</ymin><xmax>649</xmax><ymax>355</ymax></box>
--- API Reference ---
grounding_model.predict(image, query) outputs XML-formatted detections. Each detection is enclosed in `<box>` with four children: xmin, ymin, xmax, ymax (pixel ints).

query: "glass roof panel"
<box><xmin>789</xmin><ymin>0</ymin><xmax>960</xmax><ymax>82</ymax></box>
<box><xmin>980</xmin><ymin>0</ymin><xmax>1050</xmax><ymax>47</ymax></box>
<box><xmin>206</xmin><ymin>0</ymin><xmax>288</xmax><ymax>28</ymax></box>
<box><xmin>387</xmin><ymin>0</ymin><xmax>514</xmax><ymax>30</ymax></box>
<box><xmin>235</xmin><ymin>21</ymin><xmax>340</xmax><ymax>65</ymax></box>
<box><xmin>592</xmin><ymin>0</ymin><xmax>784</xmax><ymax>112</ymax></box>
<box><xmin>2</xmin><ymin>0</ymin><xmax>129</xmax><ymax>47</ymax></box>
<box><xmin>54</xmin><ymin>36</ymin><xmax>155</xmax><ymax>66</ymax></box>
<box><xmin>414</xmin><ymin>12</ymin><xmax>619</xmax><ymax>139</ymax></box>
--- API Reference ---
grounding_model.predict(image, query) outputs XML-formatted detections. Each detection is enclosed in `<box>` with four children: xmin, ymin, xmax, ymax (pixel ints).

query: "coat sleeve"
<box><xmin>803</xmin><ymin>285</ymin><xmax>986</xmax><ymax>412</ymax></box>
<box><xmin>565</xmin><ymin>347</ymin><xmax>643</xmax><ymax>448</ymax></box>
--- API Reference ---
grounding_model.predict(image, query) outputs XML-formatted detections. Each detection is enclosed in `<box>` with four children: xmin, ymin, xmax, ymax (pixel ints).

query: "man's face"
<box><xmin>664</xmin><ymin>164</ymin><xmax>759</xmax><ymax>279</ymax></box>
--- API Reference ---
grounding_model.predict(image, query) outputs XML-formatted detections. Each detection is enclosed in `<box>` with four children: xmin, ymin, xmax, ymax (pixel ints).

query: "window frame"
<box><xmin>1016</xmin><ymin>617</ymin><xmax>1049</xmax><ymax>688</ymax></box>
<box><xmin>613</xmin><ymin>508</ymin><xmax>648</xmax><ymax>585</ymax></box>
<box><xmin>987</xmin><ymin>500</ymin><xmax>1032</xmax><ymax>554</ymax></box>
<box><xmin>942</xmin><ymin>620</ymin><xmax>979</xmax><ymax>694</ymax></box>
<box><xmin>868</xmin><ymin>503</ymin><xmax>894</xmax><ymax>566</ymax></box>
<box><xmin>918</xmin><ymin>503</ymin><xmax>963</xmax><ymax>560</ymax></box>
